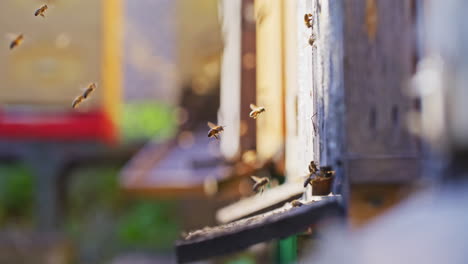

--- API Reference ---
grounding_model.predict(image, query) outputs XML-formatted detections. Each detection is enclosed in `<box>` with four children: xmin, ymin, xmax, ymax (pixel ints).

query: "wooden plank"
<box><xmin>175</xmin><ymin>196</ymin><xmax>344</xmax><ymax>263</ymax></box>
<box><xmin>347</xmin><ymin>157</ymin><xmax>420</xmax><ymax>184</ymax></box>
<box><xmin>284</xmin><ymin>0</ymin><xmax>300</xmax><ymax>180</ymax></box>
<box><xmin>255</xmin><ymin>0</ymin><xmax>285</xmax><ymax>162</ymax></box>
<box><xmin>343</xmin><ymin>0</ymin><xmax>420</xmax><ymax>183</ymax></box>
<box><xmin>239</xmin><ymin>0</ymin><xmax>257</xmax><ymax>153</ymax></box>
<box><xmin>120</xmin><ymin>132</ymin><xmax>232</xmax><ymax>197</ymax></box>
<box><xmin>216</xmin><ymin>182</ymin><xmax>305</xmax><ymax>223</ymax></box>
<box><xmin>219</xmin><ymin>0</ymin><xmax>242</xmax><ymax>160</ymax></box>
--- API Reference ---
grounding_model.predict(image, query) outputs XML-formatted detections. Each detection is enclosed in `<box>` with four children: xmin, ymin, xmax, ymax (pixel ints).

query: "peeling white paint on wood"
<box><xmin>219</xmin><ymin>0</ymin><xmax>242</xmax><ymax>160</ymax></box>
<box><xmin>285</xmin><ymin>0</ymin><xmax>344</xmax><ymax>186</ymax></box>
<box><xmin>291</xmin><ymin>0</ymin><xmax>316</xmax><ymax>180</ymax></box>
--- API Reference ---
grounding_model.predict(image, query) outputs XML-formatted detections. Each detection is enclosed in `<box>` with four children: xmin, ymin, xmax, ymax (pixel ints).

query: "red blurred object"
<box><xmin>0</xmin><ymin>109</ymin><xmax>117</xmax><ymax>144</ymax></box>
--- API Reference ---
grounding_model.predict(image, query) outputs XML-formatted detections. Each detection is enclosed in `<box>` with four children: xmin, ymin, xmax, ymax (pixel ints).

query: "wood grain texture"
<box><xmin>240</xmin><ymin>0</ymin><xmax>257</xmax><ymax>153</ymax></box>
<box><xmin>343</xmin><ymin>0</ymin><xmax>420</xmax><ymax>182</ymax></box>
<box><xmin>219</xmin><ymin>0</ymin><xmax>242</xmax><ymax>160</ymax></box>
<box><xmin>255</xmin><ymin>0</ymin><xmax>285</xmax><ymax>161</ymax></box>
<box><xmin>175</xmin><ymin>196</ymin><xmax>344</xmax><ymax>263</ymax></box>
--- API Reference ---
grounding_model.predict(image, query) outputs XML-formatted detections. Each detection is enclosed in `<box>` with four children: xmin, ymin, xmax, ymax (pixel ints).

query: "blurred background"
<box><xmin>2</xmin><ymin>0</ymin><xmax>468</xmax><ymax>264</ymax></box>
<box><xmin>0</xmin><ymin>0</ymin><xmax>224</xmax><ymax>263</ymax></box>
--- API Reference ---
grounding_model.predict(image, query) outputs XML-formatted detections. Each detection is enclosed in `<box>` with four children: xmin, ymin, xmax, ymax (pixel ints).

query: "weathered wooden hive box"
<box><xmin>0</xmin><ymin>0</ymin><xmax>121</xmax><ymax>142</ymax></box>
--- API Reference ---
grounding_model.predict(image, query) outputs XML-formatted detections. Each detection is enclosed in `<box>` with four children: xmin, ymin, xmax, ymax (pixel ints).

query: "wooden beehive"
<box><xmin>0</xmin><ymin>0</ymin><xmax>122</xmax><ymax>142</ymax></box>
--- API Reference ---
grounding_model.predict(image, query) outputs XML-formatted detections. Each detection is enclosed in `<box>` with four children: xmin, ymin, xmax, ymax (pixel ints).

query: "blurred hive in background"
<box><xmin>124</xmin><ymin>0</ymin><xmax>222</xmax><ymax>103</ymax></box>
<box><xmin>0</xmin><ymin>0</ymin><xmax>122</xmax><ymax>143</ymax></box>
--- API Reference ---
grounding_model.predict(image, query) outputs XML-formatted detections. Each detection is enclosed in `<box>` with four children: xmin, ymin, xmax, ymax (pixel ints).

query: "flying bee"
<box><xmin>303</xmin><ymin>161</ymin><xmax>319</xmax><ymax>187</ymax></box>
<box><xmin>72</xmin><ymin>83</ymin><xmax>97</xmax><ymax>108</ymax></box>
<box><xmin>249</xmin><ymin>104</ymin><xmax>266</xmax><ymax>119</ymax></box>
<box><xmin>291</xmin><ymin>199</ymin><xmax>304</xmax><ymax>207</ymax></box>
<box><xmin>304</xmin><ymin>13</ymin><xmax>313</xmax><ymax>28</ymax></box>
<box><xmin>72</xmin><ymin>95</ymin><xmax>84</xmax><ymax>109</ymax></box>
<box><xmin>34</xmin><ymin>4</ymin><xmax>48</xmax><ymax>17</ymax></box>
<box><xmin>207</xmin><ymin>122</ymin><xmax>224</xmax><ymax>140</ymax></box>
<box><xmin>250</xmin><ymin>176</ymin><xmax>269</xmax><ymax>194</ymax></box>
<box><xmin>83</xmin><ymin>83</ymin><xmax>96</xmax><ymax>99</ymax></box>
<box><xmin>9</xmin><ymin>34</ymin><xmax>24</xmax><ymax>50</ymax></box>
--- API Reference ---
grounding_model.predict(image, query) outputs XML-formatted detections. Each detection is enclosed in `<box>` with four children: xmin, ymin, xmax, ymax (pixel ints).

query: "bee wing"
<box><xmin>207</xmin><ymin>121</ymin><xmax>217</xmax><ymax>129</ymax></box>
<box><xmin>5</xmin><ymin>33</ymin><xmax>24</xmax><ymax>42</ymax></box>
<box><xmin>250</xmin><ymin>103</ymin><xmax>257</xmax><ymax>110</ymax></box>
<box><xmin>82</xmin><ymin>83</ymin><xmax>97</xmax><ymax>98</ymax></box>
<box><xmin>250</xmin><ymin>175</ymin><xmax>262</xmax><ymax>183</ymax></box>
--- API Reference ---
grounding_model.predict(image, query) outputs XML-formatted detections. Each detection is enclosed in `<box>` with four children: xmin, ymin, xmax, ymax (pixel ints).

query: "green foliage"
<box><xmin>116</xmin><ymin>200</ymin><xmax>179</xmax><ymax>250</ymax></box>
<box><xmin>225</xmin><ymin>256</ymin><xmax>256</xmax><ymax>264</ymax></box>
<box><xmin>65</xmin><ymin>166</ymin><xmax>179</xmax><ymax>259</ymax></box>
<box><xmin>0</xmin><ymin>164</ymin><xmax>33</xmax><ymax>224</ymax></box>
<box><xmin>120</xmin><ymin>102</ymin><xmax>177</xmax><ymax>142</ymax></box>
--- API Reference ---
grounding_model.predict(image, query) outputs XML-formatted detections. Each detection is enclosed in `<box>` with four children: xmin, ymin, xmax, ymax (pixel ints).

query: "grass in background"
<box><xmin>120</xmin><ymin>102</ymin><xmax>177</xmax><ymax>142</ymax></box>
<box><xmin>66</xmin><ymin>166</ymin><xmax>180</xmax><ymax>263</ymax></box>
<box><xmin>0</xmin><ymin>164</ymin><xmax>33</xmax><ymax>226</ymax></box>
<box><xmin>0</xmin><ymin>102</ymin><xmax>180</xmax><ymax>263</ymax></box>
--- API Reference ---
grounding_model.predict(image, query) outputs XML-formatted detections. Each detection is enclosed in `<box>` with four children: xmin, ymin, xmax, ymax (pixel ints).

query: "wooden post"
<box><xmin>342</xmin><ymin>0</ymin><xmax>421</xmax><ymax>226</ymax></box>
<box><xmin>255</xmin><ymin>0</ymin><xmax>285</xmax><ymax>162</ymax></box>
<box><xmin>219</xmin><ymin>0</ymin><xmax>242</xmax><ymax>160</ymax></box>
<box><xmin>240</xmin><ymin>0</ymin><xmax>257</xmax><ymax>153</ymax></box>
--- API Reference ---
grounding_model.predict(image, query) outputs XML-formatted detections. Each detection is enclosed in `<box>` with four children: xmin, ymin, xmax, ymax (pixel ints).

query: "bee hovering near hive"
<box><xmin>207</xmin><ymin>122</ymin><xmax>224</xmax><ymax>140</ymax></box>
<box><xmin>72</xmin><ymin>95</ymin><xmax>84</xmax><ymax>109</ymax></box>
<box><xmin>249</xmin><ymin>104</ymin><xmax>266</xmax><ymax>119</ymax></box>
<box><xmin>83</xmin><ymin>82</ymin><xmax>96</xmax><ymax>99</ymax></box>
<box><xmin>304</xmin><ymin>13</ymin><xmax>313</xmax><ymax>28</ymax></box>
<box><xmin>9</xmin><ymin>34</ymin><xmax>24</xmax><ymax>50</ymax></box>
<box><xmin>72</xmin><ymin>83</ymin><xmax>97</xmax><ymax>109</ymax></box>
<box><xmin>303</xmin><ymin>161</ymin><xmax>319</xmax><ymax>187</ymax></box>
<box><xmin>250</xmin><ymin>176</ymin><xmax>269</xmax><ymax>194</ymax></box>
<box><xmin>34</xmin><ymin>4</ymin><xmax>48</xmax><ymax>17</ymax></box>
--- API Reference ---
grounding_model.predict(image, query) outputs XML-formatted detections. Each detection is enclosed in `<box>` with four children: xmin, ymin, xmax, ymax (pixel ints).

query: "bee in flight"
<box><xmin>72</xmin><ymin>95</ymin><xmax>84</xmax><ymax>109</ymax></box>
<box><xmin>304</xmin><ymin>13</ymin><xmax>313</xmax><ymax>28</ymax></box>
<box><xmin>250</xmin><ymin>176</ymin><xmax>269</xmax><ymax>194</ymax></box>
<box><xmin>35</xmin><ymin>4</ymin><xmax>48</xmax><ymax>17</ymax></box>
<box><xmin>72</xmin><ymin>83</ymin><xmax>97</xmax><ymax>109</ymax></box>
<box><xmin>207</xmin><ymin>122</ymin><xmax>224</xmax><ymax>140</ymax></box>
<box><xmin>249</xmin><ymin>104</ymin><xmax>266</xmax><ymax>119</ymax></box>
<box><xmin>9</xmin><ymin>34</ymin><xmax>24</xmax><ymax>50</ymax></box>
<box><xmin>83</xmin><ymin>83</ymin><xmax>96</xmax><ymax>99</ymax></box>
<box><xmin>303</xmin><ymin>161</ymin><xmax>319</xmax><ymax>187</ymax></box>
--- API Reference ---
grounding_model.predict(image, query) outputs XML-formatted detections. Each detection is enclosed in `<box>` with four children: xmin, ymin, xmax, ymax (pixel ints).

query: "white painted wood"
<box><xmin>285</xmin><ymin>0</ymin><xmax>344</xmax><ymax>188</ymax></box>
<box><xmin>284</xmin><ymin>0</ymin><xmax>300</xmax><ymax>181</ymax></box>
<box><xmin>292</xmin><ymin>0</ymin><xmax>316</xmax><ymax>180</ymax></box>
<box><xmin>219</xmin><ymin>0</ymin><xmax>242</xmax><ymax>160</ymax></box>
<box><xmin>255</xmin><ymin>0</ymin><xmax>285</xmax><ymax>161</ymax></box>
